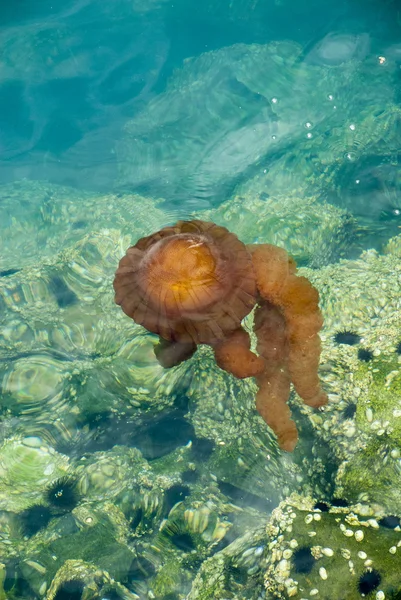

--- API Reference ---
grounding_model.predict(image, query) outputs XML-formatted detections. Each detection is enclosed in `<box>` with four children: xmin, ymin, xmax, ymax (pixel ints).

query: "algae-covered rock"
<box><xmin>17</xmin><ymin>503</ymin><xmax>134</xmax><ymax>598</ymax></box>
<box><xmin>296</xmin><ymin>234</ymin><xmax>401</xmax><ymax>514</ymax></box>
<box><xmin>0</xmin><ymin>180</ymin><xmax>167</xmax><ymax>272</ymax></box>
<box><xmin>197</xmin><ymin>192</ymin><xmax>359</xmax><ymax>267</ymax></box>
<box><xmin>0</xmin><ymin>564</ymin><xmax>5</xmax><ymax>600</ymax></box>
<box><xmin>45</xmin><ymin>559</ymin><xmax>138</xmax><ymax>600</ymax></box>
<box><xmin>0</xmin><ymin>437</ymin><xmax>70</xmax><ymax>512</ymax></box>
<box><xmin>333</xmin><ymin>348</ymin><xmax>401</xmax><ymax>513</ymax></box>
<box><xmin>75</xmin><ymin>445</ymin><xmax>168</xmax><ymax>511</ymax></box>
<box><xmin>264</xmin><ymin>494</ymin><xmax>401</xmax><ymax>599</ymax></box>
<box><xmin>0</xmin><ymin>223</ymin><xmax>187</xmax><ymax>449</ymax></box>
<box><xmin>187</xmin><ymin>525</ymin><xmax>267</xmax><ymax>599</ymax></box>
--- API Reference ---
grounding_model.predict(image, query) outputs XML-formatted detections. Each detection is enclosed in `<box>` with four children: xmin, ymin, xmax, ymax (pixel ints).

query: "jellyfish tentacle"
<box><xmin>212</xmin><ymin>328</ymin><xmax>265</xmax><ymax>379</ymax></box>
<box><xmin>250</xmin><ymin>244</ymin><xmax>327</xmax><ymax>449</ymax></box>
<box><xmin>248</xmin><ymin>243</ymin><xmax>292</xmax><ymax>304</ymax></box>
<box><xmin>287</xmin><ymin>336</ymin><xmax>327</xmax><ymax>408</ymax></box>
<box><xmin>278</xmin><ymin>274</ymin><xmax>328</xmax><ymax>408</ymax></box>
<box><xmin>154</xmin><ymin>338</ymin><xmax>197</xmax><ymax>368</ymax></box>
<box><xmin>256</xmin><ymin>371</ymin><xmax>298</xmax><ymax>452</ymax></box>
<box><xmin>254</xmin><ymin>301</ymin><xmax>298</xmax><ymax>452</ymax></box>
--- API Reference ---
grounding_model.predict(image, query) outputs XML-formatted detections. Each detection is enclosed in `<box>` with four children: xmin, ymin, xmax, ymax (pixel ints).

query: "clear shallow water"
<box><xmin>1</xmin><ymin>1</ymin><xmax>401</xmax><ymax>599</ymax></box>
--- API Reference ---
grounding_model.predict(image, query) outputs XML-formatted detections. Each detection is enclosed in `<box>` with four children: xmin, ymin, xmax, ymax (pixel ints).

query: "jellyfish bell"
<box><xmin>141</xmin><ymin>233</ymin><xmax>225</xmax><ymax>318</ymax></box>
<box><xmin>113</xmin><ymin>220</ymin><xmax>258</xmax><ymax>345</ymax></box>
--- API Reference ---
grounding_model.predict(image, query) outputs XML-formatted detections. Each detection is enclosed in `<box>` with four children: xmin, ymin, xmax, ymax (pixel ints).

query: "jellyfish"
<box><xmin>114</xmin><ymin>220</ymin><xmax>327</xmax><ymax>451</ymax></box>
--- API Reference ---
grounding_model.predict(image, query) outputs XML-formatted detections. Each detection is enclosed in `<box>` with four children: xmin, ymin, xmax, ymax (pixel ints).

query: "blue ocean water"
<box><xmin>1</xmin><ymin>0</ymin><xmax>401</xmax><ymax>598</ymax></box>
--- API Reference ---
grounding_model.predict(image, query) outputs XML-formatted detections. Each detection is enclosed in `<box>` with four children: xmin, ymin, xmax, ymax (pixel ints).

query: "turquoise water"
<box><xmin>1</xmin><ymin>0</ymin><xmax>401</xmax><ymax>598</ymax></box>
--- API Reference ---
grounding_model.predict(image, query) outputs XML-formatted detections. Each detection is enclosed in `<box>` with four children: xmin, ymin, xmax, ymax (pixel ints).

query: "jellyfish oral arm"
<box><xmin>212</xmin><ymin>328</ymin><xmax>265</xmax><ymax>379</ymax></box>
<box><xmin>154</xmin><ymin>337</ymin><xmax>197</xmax><ymax>368</ymax></box>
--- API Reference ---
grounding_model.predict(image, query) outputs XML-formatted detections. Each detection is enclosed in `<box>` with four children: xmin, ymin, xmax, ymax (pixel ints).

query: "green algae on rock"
<box><xmin>7</xmin><ymin>437</ymin><xmax>264</xmax><ymax>597</ymax></box>
<box><xmin>0</xmin><ymin>437</ymin><xmax>70</xmax><ymax>512</ymax></box>
<box><xmin>2</xmin><ymin>175</ymin><xmax>401</xmax><ymax>598</ymax></box>
<box><xmin>0</xmin><ymin>564</ymin><xmax>5</xmax><ymax>600</ymax></box>
<box><xmin>45</xmin><ymin>559</ymin><xmax>138</xmax><ymax>600</ymax></box>
<box><xmin>187</xmin><ymin>525</ymin><xmax>267</xmax><ymax>600</ymax></box>
<box><xmin>196</xmin><ymin>192</ymin><xmax>359</xmax><ymax>268</ymax></box>
<box><xmin>186</xmin><ymin>492</ymin><xmax>400</xmax><ymax>598</ymax></box>
<box><xmin>0</xmin><ymin>180</ymin><xmax>167</xmax><ymax>273</ymax></box>
<box><xmin>0</xmin><ymin>225</ymin><xmax>189</xmax><ymax>450</ymax></box>
<box><xmin>294</xmin><ymin>233</ymin><xmax>401</xmax><ymax>514</ymax></box>
<box><xmin>14</xmin><ymin>502</ymin><xmax>135</xmax><ymax>598</ymax></box>
<box><xmin>263</xmin><ymin>494</ymin><xmax>401</xmax><ymax>599</ymax></box>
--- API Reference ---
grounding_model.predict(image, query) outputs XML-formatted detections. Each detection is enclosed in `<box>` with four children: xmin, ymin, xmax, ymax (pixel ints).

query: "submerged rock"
<box><xmin>298</xmin><ymin>232</ymin><xmax>401</xmax><ymax>514</ymax></box>
<box><xmin>197</xmin><ymin>191</ymin><xmax>359</xmax><ymax>267</ymax></box>
<box><xmin>0</xmin><ymin>180</ymin><xmax>167</xmax><ymax>273</ymax></box>
<box><xmin>1</xmin><ymin>178</ymin><xmax>401</xmax><ymax>595</ymax></box>
<box><xmin>0</xmin><ymin>437</ymin><xmax>70</xmax><ymax>512</ymax></box>
<box><xmin>188</xmin><ymin>493</ymin><xmax>401</xmax><ymax>599</ymax></box>
<box><xmin>117</xmin><ymin>35</ymin><xmax>399</xmax><ymax>252</ymax></box>
<box><xmin>187</xmin><ymin>525</ymin><xmax>267</xmax><ymax>600</ymax></box>
<box><xmin>264</xmin><ymin>494</ymin><xmax>401</xmax><ymax>599</ymax></box>
<box><xmin>117</xmin><ymin>40</ymin><xmax>341</xmax><ymax>206</ymax></box>
<box><xmin>304</xmin><ymin>32</ymin><xmax>370</xmax><ymax>66</ymax></box>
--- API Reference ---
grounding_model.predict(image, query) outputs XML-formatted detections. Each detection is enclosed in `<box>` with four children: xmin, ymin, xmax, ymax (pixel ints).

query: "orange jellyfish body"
<box><xmin>114</xmin><ymin>220</ymin><xmax>264</xmax><ymax>376</ymax></box>
<box><xmin>114</xmin><ymin>220</ymin><xmax>327</xmax><ymax>451</ymax></box>
<box><xmin>114</xmin><ymin>220</ymin><xmax>257</xmax><ymax>343</ymax></box>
